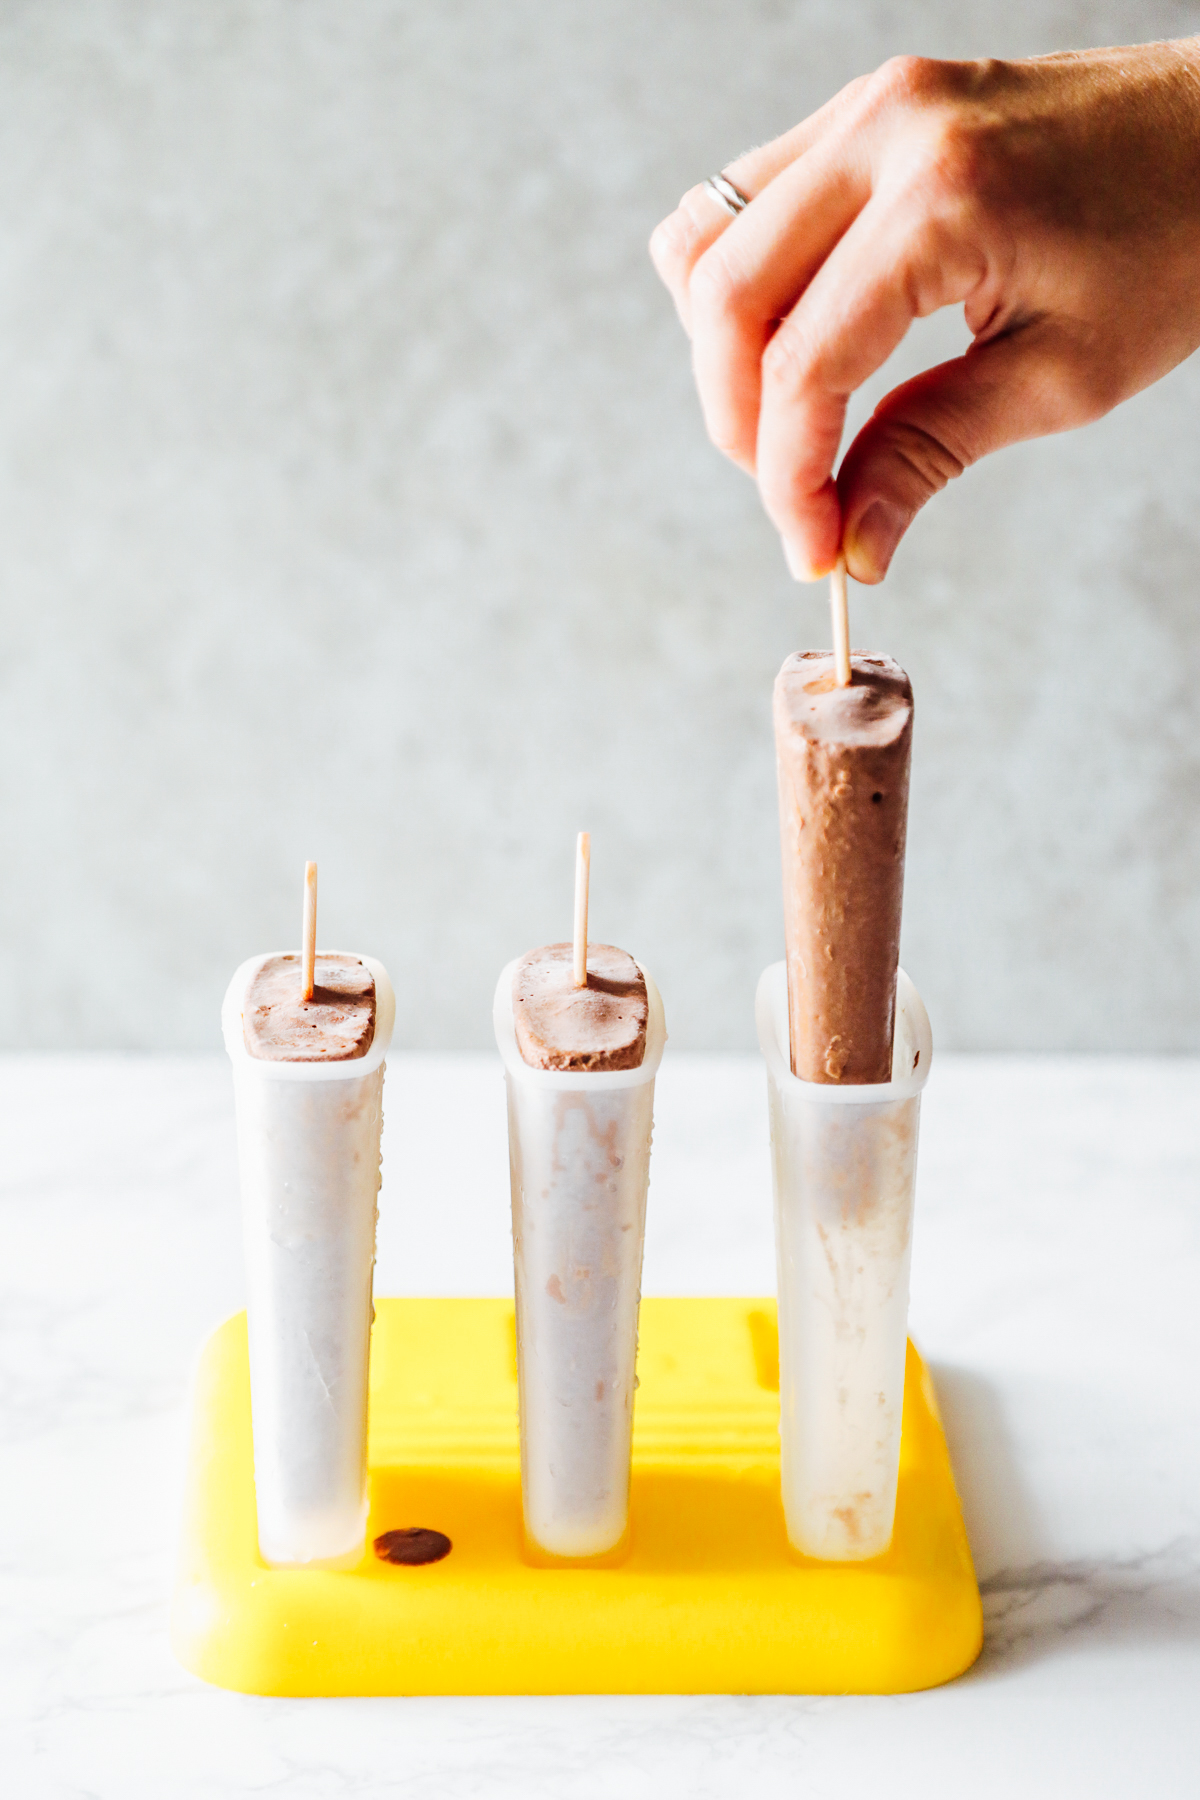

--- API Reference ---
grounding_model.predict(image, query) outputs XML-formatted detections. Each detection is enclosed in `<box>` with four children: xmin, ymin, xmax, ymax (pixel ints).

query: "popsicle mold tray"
<box><xmin>172</xmin><ymin>1297</ymin><xmax>982</xmax><ymax>1695</ymax></box>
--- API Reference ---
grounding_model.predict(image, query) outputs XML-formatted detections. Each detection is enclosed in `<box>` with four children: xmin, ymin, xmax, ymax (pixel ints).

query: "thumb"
<box><xmin>838</xmin><ymin>322</ymin><xmax>1094</xmax><ymax>582</ymax></box>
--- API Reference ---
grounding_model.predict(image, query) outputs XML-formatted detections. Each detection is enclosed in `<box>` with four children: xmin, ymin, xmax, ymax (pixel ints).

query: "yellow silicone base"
<box><xmin>172</xmin><ymin>1298</ymin><xmax>982</xmax><ymax>1695</ymax></box>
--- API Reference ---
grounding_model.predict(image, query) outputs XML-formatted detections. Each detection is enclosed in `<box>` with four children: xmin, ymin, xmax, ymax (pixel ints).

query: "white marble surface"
<box><xmin>2</xmin><ymin>1051</ymin><xmax>1199</xmax><ymax>1796</ymax></box>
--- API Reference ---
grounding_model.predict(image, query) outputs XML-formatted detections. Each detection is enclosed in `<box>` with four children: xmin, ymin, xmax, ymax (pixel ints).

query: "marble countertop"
<box><xmin>3</xmin><ymin>1050</ymin><xmax>1198</xmax><ymax>1796</ymax></box>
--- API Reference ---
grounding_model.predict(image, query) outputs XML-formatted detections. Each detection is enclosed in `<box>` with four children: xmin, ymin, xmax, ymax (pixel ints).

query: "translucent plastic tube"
<box><xmin>222</xmin><ymin>954</ymin><xmax>395</xmax><ymax>1568</ymax></box>
<box><xmin>494</xmin><ymin>960</ymin><xmax>666</xmax><ymax>1561</ymax></box>
<box><xmin>756</xmin><ymin>961</ymin><xmax>932</xmax><ymax>1561</ymax></box>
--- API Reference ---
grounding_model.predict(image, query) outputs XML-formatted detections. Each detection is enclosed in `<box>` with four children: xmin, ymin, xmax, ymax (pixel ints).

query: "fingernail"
<box><xmin>846</xmin><ymin>500</ymin><xmax>907</xmax><ymax>580</ymax></box>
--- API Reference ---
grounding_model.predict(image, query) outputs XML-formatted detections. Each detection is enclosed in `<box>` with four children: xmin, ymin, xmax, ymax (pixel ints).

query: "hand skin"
<box><xmin>649</xmin><ymin>40</ymin><xmax>1200</xmax><ymax>583</ymax></box>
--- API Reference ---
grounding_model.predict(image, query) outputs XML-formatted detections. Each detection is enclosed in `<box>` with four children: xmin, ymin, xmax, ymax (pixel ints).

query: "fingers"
<box><xmin>837</xmin><ymin>320</ymin><xmax>1096</xmax><ymax>580</ymax></box>
<box><xmin>649</xmin><ymin>181</ymin><xmax>745</xmax><ymax>337</ymax></box>
<box><xmin>651</xmin><ymin>59</ymin><xmax>1087</xmax><ymax>580</ymax></box>
<box><xmin>687</xmin><ymin>136</ymin><xmax>871</xmax><ymax>474</ymax></box>
<box><xmin>648</xmin><ymin>75</ymin><xmax>873</xmax><ymax>338</ymax></box>
<box><xmin>754</xmin><ymin>198</ymin><xmax>986</xmax><ymax>577</ymax></box>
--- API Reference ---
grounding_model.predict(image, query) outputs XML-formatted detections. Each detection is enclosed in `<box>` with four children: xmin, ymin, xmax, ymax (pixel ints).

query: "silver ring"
<box><xmin>704</xmin><ymin>173</ymin><xmax>751</xmax><ymax>218</ymax></box>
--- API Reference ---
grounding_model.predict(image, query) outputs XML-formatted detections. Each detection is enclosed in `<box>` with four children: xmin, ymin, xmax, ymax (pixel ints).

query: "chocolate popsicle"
<box><xmin>773</xmin><ymin>651</ymin><xmax>913</xmax><ymax>1084</ymax></box>
<box><xmin>498</xmin><ymin>939</ymin><xmax>662</xmax><ymax>1562</ymax></box>
<box><xmin>224</xmin><ymin>947</ymin><xmax>393</xmax><ymax>1568</ymax></box>
<box><xmin>244</xmin><ymin>952</ymin><xmax>376</xmax><ymax>1061</ymax></box>
<box><xmin>513</xmin><ymin>942</ymin><xmax>648</xmax><ymax>1072</ymax></box>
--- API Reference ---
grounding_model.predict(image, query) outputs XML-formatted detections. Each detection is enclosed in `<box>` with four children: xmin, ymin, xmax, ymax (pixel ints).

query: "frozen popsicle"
<box><xmin>766</xmin><ymin>627</ymin><xmax>923</xmax><ymax>1559</ymax></box>
<box><xmin>773</xmin><ymin>650</ymin><xmax>913</xmax><ymax>1084</ymax></box>
<box><xmin>495</xmin><ymin>835</ymin><xmax>665</xmax><ymax>1562</ymax></box>
<box><xmin>513</xmin><ymin>939</ymin><xmax>649</xmax><ymax>1071</ymax></box>
<box><xmin>222</xmin><ymin>865</ymin><xmax>394</xmax><ymax>1568</ymax></box>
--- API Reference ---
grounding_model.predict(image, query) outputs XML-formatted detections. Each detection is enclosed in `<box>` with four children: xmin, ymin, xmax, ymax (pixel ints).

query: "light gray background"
<box><xmin>2</xmin><ymin>0</ymin><xmax>1198</xmax><ymax>1053</ymax></box>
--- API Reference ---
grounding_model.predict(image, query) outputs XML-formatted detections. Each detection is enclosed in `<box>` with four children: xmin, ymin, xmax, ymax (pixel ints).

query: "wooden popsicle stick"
<box><xmin>573</xmin><ymin>831</ymin><xmax>590</xmax><ymax>989</ymax></box>
<box><xmin>302</xmin><ymin>861</ymin><xmax>318</xmax><ymax>1002</ymax></box>
<box><xmin>830</xmin><ymin>554</ymin><xmax>851</xmax><ymax>688</ymax></box>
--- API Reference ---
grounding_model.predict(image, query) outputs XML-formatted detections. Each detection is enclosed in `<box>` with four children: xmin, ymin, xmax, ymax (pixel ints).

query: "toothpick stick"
<box><xmin>830</xmin><ymin>554</ymin><xmax>851</xmax><ymax>688</ymax></box>
<box><xmin>573</xmin><ymin>831</ymin><xmax>590</xmax><ymax>989</ymax></box>
<box><xmin>302</xmin><ymin>861</ymin><xmax>318</xmax><ymax>1002</ymax></box>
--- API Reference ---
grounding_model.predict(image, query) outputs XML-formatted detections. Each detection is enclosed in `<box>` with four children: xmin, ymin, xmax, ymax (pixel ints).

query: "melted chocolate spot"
<box><xmin>374</xmin><ymin>1527</ymin><xmax>452</xmax><ymax>1566</ymax></box>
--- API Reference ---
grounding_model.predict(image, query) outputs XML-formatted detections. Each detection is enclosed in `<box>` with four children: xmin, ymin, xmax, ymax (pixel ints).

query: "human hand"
<box><xmin>650</xmin><ymin>41</ymin><xmax>1200</xmax><ymax>582</ymax></box>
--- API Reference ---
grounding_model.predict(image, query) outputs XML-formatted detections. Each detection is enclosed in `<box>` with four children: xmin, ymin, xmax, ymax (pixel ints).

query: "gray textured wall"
<box><xmin>2</xmin><ymin>1</ymin><xmax>1199</xmax><ymax>1053</ymax></box>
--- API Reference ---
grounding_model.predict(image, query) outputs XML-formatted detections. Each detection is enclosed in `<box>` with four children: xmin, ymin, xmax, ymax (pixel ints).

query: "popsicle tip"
<box><xmin>301</xmin><ymin>861</ymin><xmax>318</xmax><ymax>1002</ymax></box>
<box><xmin>573</xmin><ymin>832</ymin><xmax>590</xmax><ymax>988</ymax></box>
<box><xmin>830</xmin><ymin>554</ymin><xmax>852</xmax><ymax>688</ymax></box>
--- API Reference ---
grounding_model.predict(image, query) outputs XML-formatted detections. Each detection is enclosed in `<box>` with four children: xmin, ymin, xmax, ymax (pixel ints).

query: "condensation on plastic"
<box><xmin>493</xmin><ymin>960</ymin><xmax>666</xmax><ymax>1560</ymax></box>
<box><xmin>756</xmin><ymin>961</ymin><xmax>932</xmax><ymax>1562</ymax></box>
<box><xmin>222</xmin><ymin>953</ymin><xmax>395</xmax><ymax>1568</ymax></box>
